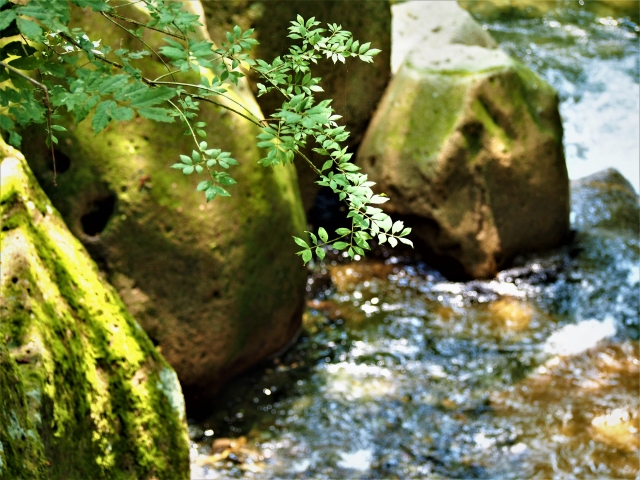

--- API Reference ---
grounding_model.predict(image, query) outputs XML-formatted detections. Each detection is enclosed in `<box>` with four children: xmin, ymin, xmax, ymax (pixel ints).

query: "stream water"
<box><xmin>189</xmin><ymin>3</ymin><xmax>639</xmax><ymax>479</ymax></box>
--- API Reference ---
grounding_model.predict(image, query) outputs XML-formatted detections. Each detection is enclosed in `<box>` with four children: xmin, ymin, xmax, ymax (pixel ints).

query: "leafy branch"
<box><xmin>0</xmin><ymin>1</ymin><xmax>412</xmax><ymax>264</ymax></box>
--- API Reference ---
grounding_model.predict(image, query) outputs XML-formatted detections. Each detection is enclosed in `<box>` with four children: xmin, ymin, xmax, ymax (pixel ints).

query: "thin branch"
<box><xmin>103</xmin><ymin>12</ymin><xmax>186</xmax><ymax>40</ymax></box>
<box><xmin>151</xmin><ymin>79</ymin><xmax>262</xmax><ymax>124</ymax></box>
<box><xmin>101</xmin><ymin>11</ymin><xmax>177</xmax><ymax>83</ymax></box>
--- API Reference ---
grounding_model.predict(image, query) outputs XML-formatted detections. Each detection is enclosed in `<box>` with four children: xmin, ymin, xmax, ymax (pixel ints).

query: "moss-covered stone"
<box><xmin>21</xmin><ymin>3</ymin><xmax>308</xmax><ymax>405</ymax></box>
<box><xmin>202</xmin><ymin>0</ymin><xmax>392</xmax><ymax>210</ymax></box>
<box><xmin>357</xmin><ymin>15</ymin><xmax>569</xmax><ymax>279</ymax></box>
<box><xmin>0</xmin><ymin>140</ymin><xmax>189</xmax><ymax>479</ymax></box>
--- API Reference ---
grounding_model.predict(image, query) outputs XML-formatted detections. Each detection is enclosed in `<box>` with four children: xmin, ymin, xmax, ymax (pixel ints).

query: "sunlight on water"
<box><xmin>188</xmin><ymin>4</ymin><xmax>639</xmax><ymax>479</ymax></box>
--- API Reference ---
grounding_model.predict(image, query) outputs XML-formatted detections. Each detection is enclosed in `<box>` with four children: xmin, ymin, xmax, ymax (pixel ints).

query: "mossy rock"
<box><xmin>202</xmin><ymin>0</ymin><xmax>392</xmax><ymax>210</ymax></box>
<box><xmin>21</xmin><ymin>3</ymin><xmax>308</xmax><ymax>405</ymax></box>
<box><xmin>0</xmin><ymin>140</ymin><xmax>189</xmax><ymax>479</ymax></box>
<box><xmin>357</xmin><ymin>42</ymin><xmax>569</xmax><ymax>279</ymax></box>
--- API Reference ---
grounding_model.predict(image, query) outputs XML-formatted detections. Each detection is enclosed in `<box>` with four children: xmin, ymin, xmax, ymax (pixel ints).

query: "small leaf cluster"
<box><xmin>170</xmin><ymin>141</ymin><xmax>238</xmax><ymax>201</ymax></box>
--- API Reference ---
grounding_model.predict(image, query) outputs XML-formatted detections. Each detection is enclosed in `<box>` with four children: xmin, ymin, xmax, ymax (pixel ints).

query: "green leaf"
<box><xmin>137</xmin><ymin>107</ymin><xmax>174</xmax><ymax>122</ymax></box>
<box><xmin>293</xmin><ymin>236</ymin><xmax>308</xmax><ymax>248</ymax></box>
<box><xmin>359</xmin><ymin>42</ymin><xmax>371</xmax><ymax>54</ymax></box>
<box><xmin>315</xmin><ymin>247</ymin><xmax>325</xmax><ymax>261</ymax></box>
<box><xmin>321</xmin><ymin>160</ymin><xmax>332</xmax><ymax>171</ymax></box>
<box><xmin>129</xmin><ymin>86</ymin><xmax>175</xmax><ymax>107</ymax></box>
<box><xmin>333</xmin><ymin>241</ymin><xmax>348</xmax><ymax>250</ymax></box>
<box><xmin>318</xmin><ymin>227</ymin><xmax>328</xmax><ymax>242</ymax></box>
<box><xmin>110</xmin><ymin>106</ymin><xmax>134</xmax><ymax>122</ymax></box>
<box><xmin>0</xmin><ymin>9</ymin><xmax>16</xmax><ymax>31</ymax></box>
<box><xmin>180</xmin><ymin>155</ymin><xmax>192</xmax><ymax>165</ymax></box>
<box><xmin>196</xmin><ymin>180</ymin><xmax>210</xmax><ymax>191</ymax></box>
<box><xmin>392</xmin><ymin>220</ymin><xmax>404</xmax><ymax>234</ymax></box>
<box><xmin>399</xmin><ymin>237</ymin><xmax>414</xmax><ymax>248</ymax></box>
<box><xmin>301</xmin><ymin>249</ymin><xmax>312</xmax><ymax>264</ymax></box>
<box><xmin>388</xmin><ymin>237</ymin><xmax>398</xmax><ymax>248</ymax></box>
<box><xmin>183</xmin><ymin>165</ymin><xmax>194</xmax><ymax>175</ymax></box>
<box><xmin>7</xmin><ymin>55</ymin><xmax>41</xmax><ymax>70</ymax></box>
<box><xmin>92</xmin><ymin>100</ymin><xmax>116</xmax><ymax>134</ymax></box>
<box><xmin>16</xmin><ymin>18</ymin><xmax>43</xmax><ymax>41</ymax></box>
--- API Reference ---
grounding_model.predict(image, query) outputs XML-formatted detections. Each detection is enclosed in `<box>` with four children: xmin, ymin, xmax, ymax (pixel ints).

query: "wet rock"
<box><xmin>571</xmin><ymin>168</ymin><xmax>639</xmax><ymax>235</ymax></box>
<box><xmin>0</xmin><ymin>141</ymin><xmax>189</xmax><ymax>478</ymax></box>
<box><xmin>357</xmin><ymin>29</ymin><xmax>569</xmax><ymax>278</ymax></box>
<box><xmin>202</xmin><ymin>1</ymin><xmax>392</xmax><ymax>211</ymax></box>
<box><xmin>21</xmin><ymin>3</ymin><xmax>307</xmax><ymax>405</ymax></box>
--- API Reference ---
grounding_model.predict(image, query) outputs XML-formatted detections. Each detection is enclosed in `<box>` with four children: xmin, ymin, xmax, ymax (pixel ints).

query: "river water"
<box><xmin>189</xmin><ymin>3</ymin><xmax>639</xmax><ymax>479</ymax></box>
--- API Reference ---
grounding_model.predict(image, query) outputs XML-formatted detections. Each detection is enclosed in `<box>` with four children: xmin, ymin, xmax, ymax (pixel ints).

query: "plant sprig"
<box><xmin>0</xmin><ymin>2</ymin><xmax>411</xmax><ymax>263</ymax></box>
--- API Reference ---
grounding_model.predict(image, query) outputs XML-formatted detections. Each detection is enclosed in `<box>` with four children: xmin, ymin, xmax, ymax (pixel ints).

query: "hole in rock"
<box><xmin>48</xmin><ymin>149</ymin><xmax>71</xmax><ymax>173</ymax></box>
<box><xmin>81</xmin><ymin>194</ymin><xmax>116</xmax><ymax>236</ymax></box>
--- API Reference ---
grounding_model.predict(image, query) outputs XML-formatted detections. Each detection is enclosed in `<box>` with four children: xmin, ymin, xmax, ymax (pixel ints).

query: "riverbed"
<box><xmin>188</xmin><ymin>3</ymin><xmax>639</xmax><ymax>478</ymax></box>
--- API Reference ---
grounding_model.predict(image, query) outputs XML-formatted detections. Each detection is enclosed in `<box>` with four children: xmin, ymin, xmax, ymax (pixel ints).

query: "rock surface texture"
<box><xmin>21</xmin><ymin>3</ymin><xmax>308</xmax><ymax>405</ymax></box>
<box><xmin>0</xmin><ymin>140</ymin><xmax>189</xmax><ymax>479</ymax></box>
<box><xmin>357</xmin><ymin>1</ymin><xmax>569</xmax><ymax>279</ymax></box>
<box><xmin>202</xmin><ymin>0</ymin><xmax>392</xmax><ymax>210</ymax></box>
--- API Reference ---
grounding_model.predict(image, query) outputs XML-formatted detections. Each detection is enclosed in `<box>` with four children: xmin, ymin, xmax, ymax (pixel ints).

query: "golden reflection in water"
<box><xmin>491</xmin><ymin>341</ymin><xmax>640</xmax><ymax>477</ymax></box>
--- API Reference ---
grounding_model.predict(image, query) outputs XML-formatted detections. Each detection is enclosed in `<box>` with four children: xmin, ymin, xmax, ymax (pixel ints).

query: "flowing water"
<box><xmin>470</xmin><ymin>0</ymin><xmax>640</xmax><ymax>192</ymax></box>
<box><xmin>189</xmin><ymin>4</ymin><xmax>639</xmax><ymax>478</ymax></box>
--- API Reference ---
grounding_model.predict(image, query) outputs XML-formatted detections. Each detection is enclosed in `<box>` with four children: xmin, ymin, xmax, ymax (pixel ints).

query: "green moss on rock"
<box><xmin>357</xmin><ymin>33</ymin><xmax>569</xmax><ymax>279</ymax></box>
<box><xmin>0</xmin><ymin>140</ymin><xmax>189</xmax><ymax>479</ymax></box>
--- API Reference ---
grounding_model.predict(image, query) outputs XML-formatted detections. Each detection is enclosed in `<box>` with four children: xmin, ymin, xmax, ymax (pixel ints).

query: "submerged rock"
<box><xmin>357</xmin><ymin>2</ymin><xmax>569</xmax><ymax>279</ymax></box>
<box><xmin>0</xmin><ymin>141</ymin><xmax>189</xmax><ymax>479</ymax></box>
<box><xmin>21</xmin><ymin>3</ymin><xmax>308</xmax><ymax>405</ymax></box>
<box><xmin>570</xmin><ymin>168</ymin><xmax>639</xmax><ymax>235</ymax></box>
<box><xmin>202</xmin><ymin>0</ymin><xmax>392</xmax><ymax>210</ymax></box>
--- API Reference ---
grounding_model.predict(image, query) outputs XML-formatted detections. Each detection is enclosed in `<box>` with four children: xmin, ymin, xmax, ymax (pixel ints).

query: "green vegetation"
<box><xmin>0</xmin><ymin>0</ymin><xmax>412</xmax><ymax>263</ymax></box>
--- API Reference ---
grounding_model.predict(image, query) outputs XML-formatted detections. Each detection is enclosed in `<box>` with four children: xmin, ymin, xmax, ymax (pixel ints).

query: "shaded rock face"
<box><xmin>356</xmin><ymin>2</ymin><xmax>569</xmax><ymax>279</ymax></box>
<box><xmin>21</xmin><ymin>4</ymin><xmax>308</xmax><ymax>405</ymax></box>
<box><xmin>202</xmin><ymin>0</ymin><xmax>392</xmax><ymax>210</ymax></box>
<box><xmin>0</xmin><ymin>142</ymin><xmax>189</xmax><ymax>479</ymax></box>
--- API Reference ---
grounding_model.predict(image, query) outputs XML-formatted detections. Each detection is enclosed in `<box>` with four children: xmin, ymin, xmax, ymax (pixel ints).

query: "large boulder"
<box><xmin>21</xmin><ymin>3</ymin><xmax>308</xmax><ymax>405</ymax></box>
<box><xmin>356</xmin><ymin>2</ymin><xmax>569</xmax><ymax>279</ymax></box>
<box><xmin>570</xmin><ymin>168</ymin><xmax>639</xmax><ymax>235</ymax></box>
<box><xmin>202</xmin><ymin>1</ymin><xmax>392</xmax><ymax>210</ymax></box>
<box><xmin>0</xmin><ymin>141</ymin><xmax>189</xmax><ymax>479</ymax></box>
